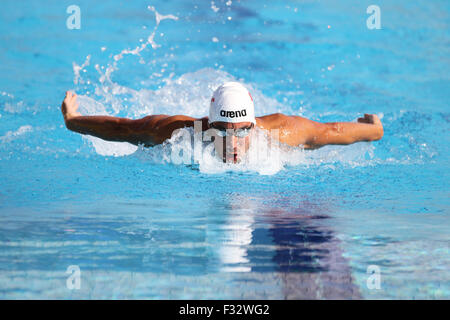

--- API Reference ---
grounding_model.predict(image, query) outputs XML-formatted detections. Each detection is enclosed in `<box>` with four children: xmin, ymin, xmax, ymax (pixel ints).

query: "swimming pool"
<box><xmin>0</xmin><ymin>0</ymin><xmax>448</xmax><ymax>299</ymax></box>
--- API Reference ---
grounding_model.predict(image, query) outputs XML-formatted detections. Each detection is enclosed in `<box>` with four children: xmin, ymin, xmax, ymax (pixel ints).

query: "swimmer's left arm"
<box><xmin>260</xmin><ymin>113</ymin><xmax>383</xmax><ymax>148</ymax></box>
<box><xmin>302</xmin><ymin>114</ymin><xmax>384</xmax><ymax>148</ymax></box>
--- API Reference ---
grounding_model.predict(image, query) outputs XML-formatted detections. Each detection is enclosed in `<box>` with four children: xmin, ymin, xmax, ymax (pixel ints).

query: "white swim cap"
<box><xmin>209</xmin><ymin>82</ymin><xmax>256</xmax><ymax>125</ymax></box>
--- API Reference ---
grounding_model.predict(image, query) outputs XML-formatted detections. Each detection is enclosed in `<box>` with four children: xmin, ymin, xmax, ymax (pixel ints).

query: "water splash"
<box><xmin>96</xmin><ymin>6</ymin><xmax>178</xmax><ymax>88</ymax></box>
<box><xmin>73</xmin><ymin>55</ymin><xmax>91</xmax><ymax>85</ymax></box>
<box><xmin>69</xmin><ymin>6</ymin><xmax>179</xmax><ymax>119</ymax></box>
<box><xmin>0</xmin><ymin>125</ymin><xmax>33</xmax><ymax>143</ymax></box>
<box><xmin>211</xmin><ymin>1</ymin><xmax>220</xmax><ymax>13</ymax></box>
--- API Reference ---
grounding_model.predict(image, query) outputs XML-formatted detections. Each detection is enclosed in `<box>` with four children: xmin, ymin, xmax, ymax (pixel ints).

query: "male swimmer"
<box><xmin>61</xmin><ymin>82</ymin><xmax>383</xmax><ymax>163</ymax></box>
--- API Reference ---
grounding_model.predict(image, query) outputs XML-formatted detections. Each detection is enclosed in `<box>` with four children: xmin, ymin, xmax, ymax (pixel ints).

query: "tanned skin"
<box><xmin>61</xmin><ymin>91</ymin><xmax>383</xmax><ymax>151</ymax></box>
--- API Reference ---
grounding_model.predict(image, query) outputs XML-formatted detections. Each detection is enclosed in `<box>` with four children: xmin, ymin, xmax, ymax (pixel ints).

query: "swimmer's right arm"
<box><xmin>61</xmin><ymin>91</ymin><xmax>198</xmax><ymax>146</ymax></box>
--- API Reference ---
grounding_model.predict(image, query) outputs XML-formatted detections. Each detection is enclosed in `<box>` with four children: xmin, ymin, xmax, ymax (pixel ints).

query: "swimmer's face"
<box><xmin>209</xmin><ymin>122</ymin><xmax>254</xmax><ymax>164</ymax></box>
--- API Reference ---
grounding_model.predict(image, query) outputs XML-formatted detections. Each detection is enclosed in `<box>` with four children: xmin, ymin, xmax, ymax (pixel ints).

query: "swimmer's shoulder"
<box><xmin>255</xmin><ymin>113</ymin><xmax>317</xmax><ymax>147</ymax></box>
<box><xmin>134</xmin><ymin>115</ymin><xmax>209</xmax><ymax>145</ymax></box>
<box><xmin>256</xmin><ymin>113</ymin><xmax>308</xmax><ymax>130</ymax></box>
<box><xmin>140</xmin><ymin>115</ymin><xmax>208</xmax><ymax>129</ymax></box>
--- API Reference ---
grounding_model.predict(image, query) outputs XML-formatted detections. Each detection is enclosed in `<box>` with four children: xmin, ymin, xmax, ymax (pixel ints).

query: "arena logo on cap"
<box><xmin>220</xmin><ymin>109</ymin><xmax>247</xmax><ymax>118</ymax></box>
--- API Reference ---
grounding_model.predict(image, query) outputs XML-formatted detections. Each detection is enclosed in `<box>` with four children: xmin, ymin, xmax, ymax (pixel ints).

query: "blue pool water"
<box><xmin>0</xmin><ymin>0</ymin><xmax>449</xmax><ymax>299</ymax></box>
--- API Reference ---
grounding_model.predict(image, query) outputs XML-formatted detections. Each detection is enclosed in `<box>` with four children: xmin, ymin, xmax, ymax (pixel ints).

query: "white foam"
<box><xmin>83</xmin><ymin>136</ymin><xmax>138</xmax><ymax>157</ymax></box>
<box><xmin>3</xmin><ymin>101</ymin><xmax>25</xmax><ymax>114</ymax></box>
<box><xmin>0</xmin><ymin>125</ymin><xmax>33</xmax><ymax>143</ymax></box>
<box><xmin>75</xmin><ymin>95</ymin><xmax>138</xmax><ymax>156</ymax></box>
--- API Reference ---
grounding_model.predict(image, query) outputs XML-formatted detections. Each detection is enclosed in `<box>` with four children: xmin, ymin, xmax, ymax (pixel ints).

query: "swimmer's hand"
<box><xmin>61</xmin><ymin>91</ymin><xmax>82</xmax><ymax>121</ymax></box>
<box><xmin>357</xmin><ymin>113</ymin><xmax>381</xmax><ymax>126</ymax></box>
<box><xmin>357</xmin><ymin>113</ymin><xmax>384</xmax><ymax>140</ymax></box>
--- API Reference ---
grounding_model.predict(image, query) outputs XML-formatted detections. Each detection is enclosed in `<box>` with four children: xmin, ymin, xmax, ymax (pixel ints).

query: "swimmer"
<box><xmin>61</xmin><ymin>82</ymin><xmax>383</xmax><ymax>163</ymax></box>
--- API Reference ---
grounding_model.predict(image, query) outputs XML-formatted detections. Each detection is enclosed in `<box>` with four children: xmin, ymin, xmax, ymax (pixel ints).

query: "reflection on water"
<box><xmin>0</xmin><ymin>195</ymin><xmax>361</xmax><ymax>299</ymax></box>
<box><xmin>214</xmin><ymin>194</ymin><xmax>361</xmax><ymax>299</ymax></box>
<box><xmin>218</xmin><ymin>206</ymin><xmax>254</xmax><ymax>273</ymax></box>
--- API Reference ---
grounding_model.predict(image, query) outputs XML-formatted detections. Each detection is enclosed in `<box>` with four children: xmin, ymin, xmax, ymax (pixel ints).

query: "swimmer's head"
<box><xmin>208</xmin><ymin>82</ymin><xmax>256</xmax><ymax>163</ymax></box>
<box><xmin>208</xmin><ymin>82</ymin><xmax>256</xmax><ymax>125</ymax></box>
